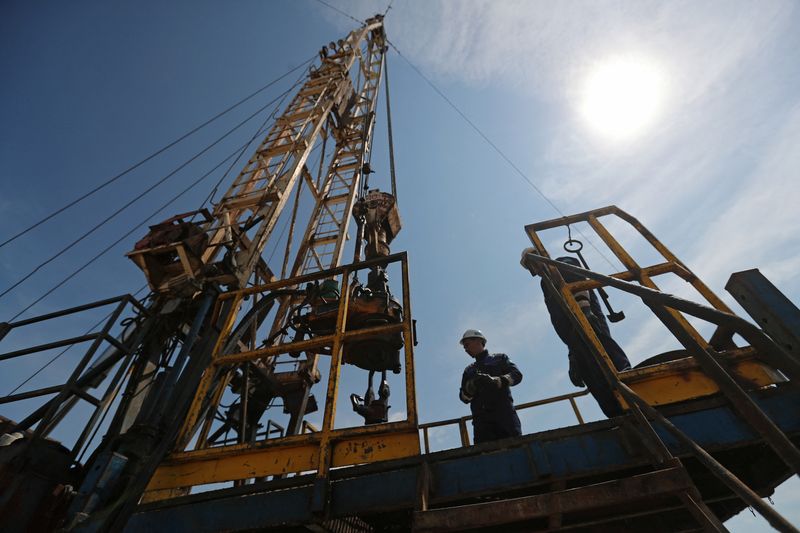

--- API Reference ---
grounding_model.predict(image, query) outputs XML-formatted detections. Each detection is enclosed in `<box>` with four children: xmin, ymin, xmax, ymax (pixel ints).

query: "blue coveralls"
<box><xmin>459</xmin><ymin>351</ymin><xmax>523</xmax><ymax>444</ymax></box>
<box><xmin>541</xmin><ymin>256</ymin><xmax>631</xmax><ymax>417</ymax></box>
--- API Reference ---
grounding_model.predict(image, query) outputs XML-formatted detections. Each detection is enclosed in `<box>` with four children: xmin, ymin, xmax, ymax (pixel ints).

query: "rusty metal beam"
<box><xmin>528</xmin><ymin>254</ymin><xmax>800</xmax><ymax>382</ymax></box>
<box><xmin>618</xmin><ymin>382</ymin><xmax>799</xmax><ymax>533</ymax></box>
<box><xmin>523</xmin><ymin>205</ymin><xmax>619</xmax><ymax>232</ymax></box>
<box><xmin>413</xmin><ymin>467</ymin><xmax>693</xmax><ymax>532</ymax></box>
<box><xmin>566</xmin><ymin>261</ymin><xmax>688</xmax><ymax>292</ymax></box>
<box><xmin>213</xmin><ymin>323</ymin><xmax>404</xmax><ymax>366</ymax></box>
<box><xmin>526</xmin><ymin>254</ymin><xmax>800</xmax><ymax>475</ymax></box>
<box><xmin>147</xmin><ymin>429</ymin><xmax>419</xmax><ymax>492</ymax></box>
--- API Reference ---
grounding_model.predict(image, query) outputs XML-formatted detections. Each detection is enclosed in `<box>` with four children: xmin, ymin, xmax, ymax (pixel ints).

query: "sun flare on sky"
<box><xmin>580</xmin><ymin>55</ymin><xmax>666</xmax><ymax>142</ymax></box>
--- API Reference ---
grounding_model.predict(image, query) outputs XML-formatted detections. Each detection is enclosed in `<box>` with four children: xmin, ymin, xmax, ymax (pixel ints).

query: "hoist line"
<box><xmin>386</xmin><ymin>39</ymin><xmax>618</xmax><ymax>270</ymax></box>
<box><xmin>266</xmin><ymin>210</ymin><xmax>293</xmax><ymax>267</ymax></box>
<box><xmin>0</xmin><ymin>55</ymin><xmax>316</xmax><ymax>251</ymax></box>
<box><xmin>383</xmin><ymin>50</ymin><xmax>398</xmax><ymax>201</ymax></box>
<box><xmin>281</xmin><ymin>175</ymin><xmax>305</xmax><ymax>280</ymax></box>
<box><xmin>386</xmin><ymin>39</ymin><xmax>560</xmax><ymax>214</ymax></box>
<box><xmin>7</xmin><ymin>134</ymin><xmax>271</xmax><ymax>322</ymax></box>
<box><xmin>310</xmin><ymin>0</ymin><xmax>363</xmax><ymax>25</ymax></box>
<box><xmin>0</xmin><ymin>81</ymin><xmax>304</xmax><ymax>304</ymax></box>
<box><xmin>3</xmin><ymin>284</ymin><xmax>149</xmax><ymax>398</ymax></box>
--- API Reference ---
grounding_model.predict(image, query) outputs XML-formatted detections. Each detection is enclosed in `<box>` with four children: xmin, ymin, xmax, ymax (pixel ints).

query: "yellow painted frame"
<box><xmin>524</xmin><ymin>206</ymin><xmax>785</xmax><ymax>409</ymax></box>
<box><xmin>145</xmin><ymin>252</ymin><xmax>419</xmax><ymax>498</ymax></box>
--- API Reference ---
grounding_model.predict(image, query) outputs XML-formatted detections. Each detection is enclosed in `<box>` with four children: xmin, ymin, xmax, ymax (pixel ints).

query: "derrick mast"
<box><xmin>0</xmin><ymin>15</ymin><xmax>417</xmax><ymax>531</ymax></box>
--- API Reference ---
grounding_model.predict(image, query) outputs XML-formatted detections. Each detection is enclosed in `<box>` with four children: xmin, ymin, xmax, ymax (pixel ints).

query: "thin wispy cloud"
<box><xmin>355</xmin><ymin>0</ymin><xmax>799</xmax><ymax>299</ymax></box>
<box><xmin>337</xmin><ymin>1</ymin><xmax>790</xmax><ymax>97</ymax></box>
<box><xmin>685</xmin><ymin>100</ymin><xmax>800</xmax><ymax>291</ymax></box>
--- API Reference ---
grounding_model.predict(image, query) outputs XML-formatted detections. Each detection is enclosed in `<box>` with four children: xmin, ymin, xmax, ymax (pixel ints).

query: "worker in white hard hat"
<box><xmin>458</xmin><ymin>329</ymin><xmax>523</xmax><ymax>444</ymax></box>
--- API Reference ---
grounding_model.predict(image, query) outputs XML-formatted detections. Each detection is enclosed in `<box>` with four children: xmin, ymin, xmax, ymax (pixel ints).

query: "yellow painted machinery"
<box><xmin>1</xmin><ymin>10</ymin><xmax>799</xmax><ymax>533</ymax></box>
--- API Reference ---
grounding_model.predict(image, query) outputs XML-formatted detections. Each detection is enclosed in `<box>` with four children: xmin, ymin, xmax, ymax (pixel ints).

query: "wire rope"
<box><xmin>0</xmin><ymin>82</ymin><xmax>304</xmax><ymax>303</ymax></box>
<box><xmin>5</xmin><ymin>59</ymin><xmax>310</xmax><ymax>320</ymax></box>
<box><xmin>310</xmin><ymin>0</ymin><xmax>363</xmax><ymax>25</ymax></box>
<box><xmin>386</xmin><ymin>39</ymin><xmax>618</xmax><ymax>270</ymax></box>
<box><xmin>0</xmin><ymin>56</ymin><xmax>315</xmax><ymax>251</ymax></box>
<box><xmin>7</xmin><ymin>135</ymin><xmax>267</xmax><ymax>322</ymax></box>
<box><xmin>3</xmin><ymin>284</ymin><xmax>149</xmax><ymax>398</ymax></box>
<box><xmin>383</xmin><ymin>50</ymin><xmax>398</xmax><ymax>201</ymax></box>
<box><xmin>200</xmin><ymin>63</ymin><xmax>310</xmax><ymax>210</ymax></box>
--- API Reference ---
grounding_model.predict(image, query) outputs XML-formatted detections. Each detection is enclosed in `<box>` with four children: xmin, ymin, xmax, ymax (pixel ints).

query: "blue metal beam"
<box><xmin>125</xmin><ymin>386</ymin><xmax>800</xmax><ymax>532</ymax></box>
<box><xmin>726</xmin><ymin>269</ymin><xmax>800</xmax><ymax>361</ymax></box>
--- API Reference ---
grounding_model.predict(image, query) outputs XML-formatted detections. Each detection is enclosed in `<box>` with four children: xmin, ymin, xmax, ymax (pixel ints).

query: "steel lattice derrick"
<box><xmin>173</xmin><ymin>17</ymin><xmax>390</xmax><ymax>452</ymax></box>
<box><xmin>59</xmin><ymin>17</ymin><xmax>392</xmax><ymax>527</ymax></box>
<box><xmin>257</xmin><ymin>29</ymin><xmax>387</xmax><ymax>438</ymax></box>
<box><xmin>292</xmin><ymin>33</ymin><xmax>385</xmax><ymax>277</ymax></box>
<box><xmin>200</xmin><ymin>18</ymin><xmax>385</xmax><ymax>289</ymax></box>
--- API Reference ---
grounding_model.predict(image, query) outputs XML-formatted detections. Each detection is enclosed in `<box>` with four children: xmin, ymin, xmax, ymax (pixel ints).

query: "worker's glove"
<box><xmin>462</xmin><ymin>377</ymin><xmax>478</xmax><ymax>398</ymax></box>
<box><xmin>567</xmin><ymin>355</ymin><xmax>584</xmax><ymax>387</ymax></box>
<box><xmin>475</xmin><ymin>372</ymin><xmax>503</xmax><ymax>389</ymax></box>
<box><xmin>520</xmin><ymin>247</ymin><xmax>540</xmax><ymax>274</ymax></box>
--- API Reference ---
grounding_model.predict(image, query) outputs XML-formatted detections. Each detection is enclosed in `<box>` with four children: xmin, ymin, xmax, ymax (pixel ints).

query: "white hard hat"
<box><xmin>460</xmin><ymin>329</ymin><xmax>487</xmax><ymax>345</ymax></box>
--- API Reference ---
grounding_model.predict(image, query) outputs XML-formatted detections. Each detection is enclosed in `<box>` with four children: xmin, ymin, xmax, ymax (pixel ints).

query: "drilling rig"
<box><xmin>2</xmin><ymin>13</ymin><xmax>800</xmax><ymax>533</ymax></box>
<box><xmin>0</xmin><ymin>14</ymin><xmax>420</xmax><ymax>531</ymax></box>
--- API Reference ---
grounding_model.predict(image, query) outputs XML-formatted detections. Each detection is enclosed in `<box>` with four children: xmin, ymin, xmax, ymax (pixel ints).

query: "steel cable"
<box><xmin>386</xmin><ymin>39</ymin><xmax>618</xmax><ymax>270</ymax></box>
<box><xmin>3</xmin><ymin>284</ymin><xmax>149</xmax><ymax>398</ymax></box>
<box><xmin>0</xmin><ymin>56</ymin><xmax>315</xmax><ymax>251</ymax></box>
<box><xmin>310</xmin><ymin>0</ymin><xmax>363</xmax><ymax>25</ymax></box>
<box><xmin>7</xmin><ymin>127</ymin><xmax>274</xmax><ymax>321</ymax></box>
<box><xmin>0</xmin><ymin>82</ymin><xmax>304</xmax><ymax>303</ymax></box>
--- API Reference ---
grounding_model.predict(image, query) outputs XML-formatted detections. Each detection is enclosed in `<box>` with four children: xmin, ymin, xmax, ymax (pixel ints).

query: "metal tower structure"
<box><xmin>2</xmin><ymin>12</ymin><xmax>799</xmax><ymax>533</ymax></box>
<box><xmin>0</xmin><ymin>14</ymin><xmax>419</xmax><ymax>531</ymax></box>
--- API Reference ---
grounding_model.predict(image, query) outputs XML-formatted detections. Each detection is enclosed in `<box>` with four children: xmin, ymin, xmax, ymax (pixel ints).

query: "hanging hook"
<box><xmin>564</xmin><ymin>225</ymin><xmax>584</xmax><ymax>254</ymax></box>
<box><xmin>564</xmin><ymin>238</ymin><xmax>583</xmax><ymax>254</ymax></box>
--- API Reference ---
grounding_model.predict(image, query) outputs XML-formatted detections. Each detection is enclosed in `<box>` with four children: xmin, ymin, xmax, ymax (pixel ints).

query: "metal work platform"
<box><xmin>125</xmin><ymin>384</ymin><xmax>800</xmax><ymax>532</ymax></box>
<box><xmin>3</xmin><ymin>205</ymin><xmax>798</xmax><ymax>531</ymax></box>
<box><xmin>125</xmin><ymin>206</ymin><xmax>800</xmax><ymax>532</ymax></box>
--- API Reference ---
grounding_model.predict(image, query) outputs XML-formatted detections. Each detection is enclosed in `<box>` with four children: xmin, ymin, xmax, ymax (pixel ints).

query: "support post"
<box><xmin>726</xmin><ymin>269</ymin><xmax>800</xmax><ymax>362</ymax></box>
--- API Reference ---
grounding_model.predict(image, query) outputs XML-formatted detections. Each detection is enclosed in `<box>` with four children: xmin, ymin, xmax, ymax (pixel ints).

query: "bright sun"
<box><xmin>580</xmin><ymin>55</ymin><xmax>665</xmax><ymax>142</ymax></box>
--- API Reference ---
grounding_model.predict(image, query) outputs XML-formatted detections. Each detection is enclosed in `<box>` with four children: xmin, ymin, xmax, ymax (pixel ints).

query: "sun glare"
<box><xmin>580</xmin><ymin>55</ymin><xmax>665</xmax><ymax>142</ymax></box>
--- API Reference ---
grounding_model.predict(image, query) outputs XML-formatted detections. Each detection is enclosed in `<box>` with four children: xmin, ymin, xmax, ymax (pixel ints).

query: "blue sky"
<box><xmin>1</xmin><ymin>1</ymin><xmax>799</xmax><ymax>530</ymax></box>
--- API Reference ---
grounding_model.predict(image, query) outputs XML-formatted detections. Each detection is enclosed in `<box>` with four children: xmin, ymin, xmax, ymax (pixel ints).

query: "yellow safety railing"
<box><xmin>418</xmin><ymin>389</ymin><xmax>589</xmax><ymax>452</ymax></box>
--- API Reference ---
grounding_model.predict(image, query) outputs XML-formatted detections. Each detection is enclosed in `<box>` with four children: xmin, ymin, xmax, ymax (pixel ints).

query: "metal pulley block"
<box><xmin>352</xmin><ymin>190</ymin><xmax>401</xmax><ymax>259</ymax></box>
<box><xmin>126</xmin><ymin>209</ymin><xmax>214</xmax><ymax>294</ymax></box>
<box><xmin>292</xmin><ymin>277</ymin><xmax>404</xmax><ymax>373</ymax></box>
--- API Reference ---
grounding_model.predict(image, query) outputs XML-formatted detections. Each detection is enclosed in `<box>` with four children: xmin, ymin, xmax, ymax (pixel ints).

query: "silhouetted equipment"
<box><xmin>296</xmin><ymin>276</ymin><xmax>403</xmax><ymax>373</ymax></box>
<box><xmin>0</xmin><ymin>14</ymin><xmax>414</xmax><ymax>531</ymax></box>
<box><xmin>350</xmin><ymin>369</ymin><xmax>391</xmax><ymax>424</ymax></box>
<box><xmin>127</xmin><ymin>209</ymin><xmax>219</xmax><ymax>294</ymax></box>
<box><xmin>353</xmin><ymin>189</ymin><xmax>401</xmax><ymax>260</ymax></box>
<box><xmin>1</xmin><ymin>10</ymin><xmax>799</xmax><ymax>532</ymax></box>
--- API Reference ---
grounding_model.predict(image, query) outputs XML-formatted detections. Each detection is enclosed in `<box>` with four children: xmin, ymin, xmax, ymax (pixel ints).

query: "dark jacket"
<box><xmin>460</xmin><ymin>351</ymin><xmax>522</xmax><ymax>410</ymax></box>
<box><xmin>541</xmin><ymin>256</ymin><xmax>631</xmax><ymax>417</ymax></box>
<box><xmin>459</xmin><ymin>351</ymin><xmax>523</xmax><ymax>443</ymax></box>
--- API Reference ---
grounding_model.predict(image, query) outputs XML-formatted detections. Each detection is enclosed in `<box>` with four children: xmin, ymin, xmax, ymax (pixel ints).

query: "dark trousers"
<box><xmin>472</xmin><ymin>409</ymin><xmax>522</xmax><ymax>444</ymax></box>
<box><xmin>571</xmin><ymin>330</ymin><xmax>630</xmax><ymax>418</ymax></box>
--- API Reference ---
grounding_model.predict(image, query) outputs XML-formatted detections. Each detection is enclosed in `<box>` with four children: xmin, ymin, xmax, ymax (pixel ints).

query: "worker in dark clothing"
<box><xmin>522</xmin><ymin>251</ymin><xmax>631</xmax><ymax>417</ymax></box>
<box><xmin>458</xmin><ymin>329</ymin><xmax>523</xmax><ymax>444</ymax></box>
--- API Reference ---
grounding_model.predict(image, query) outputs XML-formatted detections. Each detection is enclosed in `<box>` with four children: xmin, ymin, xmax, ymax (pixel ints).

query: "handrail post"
<box><xmin>568</xmin><ymin>396</ymin><xmax>585</xmax><ymax>425</ymax></box>
<box><xmin>458</xmin><ymin>417</ymin><xmax>471</xmax><ymax>447</ymax></box>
